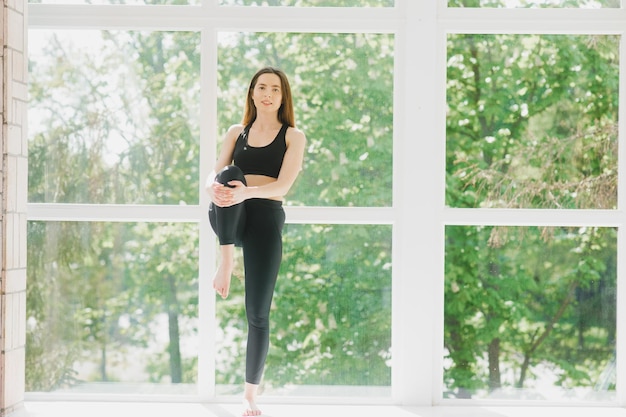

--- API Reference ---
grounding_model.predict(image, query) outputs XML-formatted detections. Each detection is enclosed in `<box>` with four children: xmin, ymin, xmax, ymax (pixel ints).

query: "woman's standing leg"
<box><xmin>240</xmin><ymin>200</ymin><xmax>285</xmax><ymax>415</ymax></box>
<box><xmin>208</xmin><ymin>165</ymin><xmax>247</xmax><ymax>298</ymax></box>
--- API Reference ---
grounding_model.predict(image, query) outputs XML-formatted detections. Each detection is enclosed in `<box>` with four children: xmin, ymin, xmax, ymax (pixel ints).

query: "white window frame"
<box><xmin>26</xmin><ymin>0</ymin><xmax>626</xmax><ymax>407</ymax></box>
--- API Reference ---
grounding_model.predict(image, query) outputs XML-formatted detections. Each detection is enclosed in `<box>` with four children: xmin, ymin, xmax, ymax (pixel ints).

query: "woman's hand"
<box><xmin>211</xmin><ymin>180</ymin><xmax>246</xmax><ymax>207</ymax></box>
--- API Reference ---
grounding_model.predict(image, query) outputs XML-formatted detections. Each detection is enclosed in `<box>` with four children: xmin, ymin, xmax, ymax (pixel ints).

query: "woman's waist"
<box><xmin>244</xmin><ymin>174</ymin><xmax>282</xmax><ymax>202</ymax></box>
<box><xmin>245</xmin><ymin>173</ymin><xmax>277</xmax><ymax>185</ymax></box>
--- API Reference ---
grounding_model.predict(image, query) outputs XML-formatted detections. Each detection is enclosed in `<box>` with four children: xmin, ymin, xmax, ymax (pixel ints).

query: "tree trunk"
<box><xmin>488</xmin><ymin>337</ymin><xmax>501</xmax><ymax>391</ymax></box>
<box><xmin>100</xmin><ymin>344</ymin><xmax>107</xmax><ymax>381</ymax></box>
<box><xmin>166</xmin><ymin>274</ymin><xmax>183</xmax><ymax>383</ymax></box>
<box><xmin>517</xmin><ymin>280</ymin><xmax>578</xmax><ymax>388</ymax></box>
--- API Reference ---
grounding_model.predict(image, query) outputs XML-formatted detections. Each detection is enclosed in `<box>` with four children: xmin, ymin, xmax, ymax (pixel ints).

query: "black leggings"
<box><xmin>208</xmin><ymin>165</ymin><xmax>285</xmax><ymax>385</ymax></box>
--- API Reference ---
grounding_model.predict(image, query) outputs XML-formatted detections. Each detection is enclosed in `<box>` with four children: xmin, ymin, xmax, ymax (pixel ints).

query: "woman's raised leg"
<box><xmin>208</xmin><ymin>165</ymin><xmax>247</xmax><ymax>298</ymax></box>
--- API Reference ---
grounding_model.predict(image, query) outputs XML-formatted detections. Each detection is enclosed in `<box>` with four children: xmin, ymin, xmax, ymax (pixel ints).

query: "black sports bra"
<box><xmin>233</xmin><ymin>123</ymin><xmax>288</xmax><ymax>179</ymax></box>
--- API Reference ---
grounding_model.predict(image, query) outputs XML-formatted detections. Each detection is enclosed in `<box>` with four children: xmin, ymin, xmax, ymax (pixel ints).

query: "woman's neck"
<box><xmin>253</xmin><ymin>113</ymin><xmax>281</xmax><ymax>130</ymax></box>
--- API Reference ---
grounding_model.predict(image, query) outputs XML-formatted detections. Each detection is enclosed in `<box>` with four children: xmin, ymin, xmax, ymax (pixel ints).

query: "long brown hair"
<box><xmin>242</xmin><ymin>67</ymin><xmax>295</xmax><ymax>128</ymax></box>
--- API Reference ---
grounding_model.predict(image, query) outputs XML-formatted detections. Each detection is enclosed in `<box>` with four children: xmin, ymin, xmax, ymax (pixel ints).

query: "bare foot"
<box><xmin>242</xmin><ymin>382</ymin><xmax>261</xmax><ymax>416</ymax></box>
<box><xmin>242</xmin><ymin>398</ymin><xmax>261</xmax><ymax>416</ymax></box>
<box><xmin>213</xmin><ymin>245</ymin><xmax>234</xmax><ymax>299</ymax></box>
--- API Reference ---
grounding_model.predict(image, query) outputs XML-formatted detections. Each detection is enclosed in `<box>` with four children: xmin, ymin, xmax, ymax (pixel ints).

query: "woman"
<box><xmin>206</xmin><ymin>67</ymin><xmax>306</xmax><ymax>416</ymax></box>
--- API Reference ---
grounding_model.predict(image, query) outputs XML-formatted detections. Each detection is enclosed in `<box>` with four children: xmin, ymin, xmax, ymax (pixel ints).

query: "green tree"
<box><xmin>27</xmin><ymin>29</ymin><xmax>200</xmax><ymax>389</ymax></box>
<box><xmin>444</xmin><ymin>32</ymin><xmax>618</xmax><ymax>398</ymax></box>
<box><xmin>446</xmin><ymin>34</ymin><xmax>618</xmax><ymax>209</ymax></box>
<box><xmin>445</xmin><ymin>226</ymin><xmax>616</xmax><ymax>398</ymax></box>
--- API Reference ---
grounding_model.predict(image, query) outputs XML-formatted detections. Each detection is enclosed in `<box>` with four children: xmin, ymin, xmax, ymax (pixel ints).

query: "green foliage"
<box><xmin>28</xmin><ymin>30</ymin><xmax>201</xmax><ymax>205</ymax></box>
<box><xmin>26</xmin><ymin>221</ymin><xmax>199</xmax><ymax>390</ymax></box>
<box><xmin>446</xmin><ymin>34</ymin><xmax>618</xmax><ymax>209</ymax></box>
<box><xmin>444</xmin><ymin>32</ymin><xmax>618</xmax><ymax>399</ymax></box>
<box><xmin>214</xmin><ymin>224</ymin><xmax>392</xmax><ymax>388</ymax></box>
<box><xmin>28</xmin><ymin>29</ymin><xmax>202</xmax><ymax>390</ymax></box>
<box><xmin>444</xmin><ymin>226</ymin><xmax>616</xmax><ymax>398</ymax></box>
<box><xmin>270</xmin><ymin>224</ymin><xmax>391</xmax><ymax>386</ymax></box>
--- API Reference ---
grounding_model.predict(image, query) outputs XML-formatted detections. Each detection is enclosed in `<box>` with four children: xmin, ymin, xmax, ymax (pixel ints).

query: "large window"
<box><xmin>441</xmin><ymin>0</ymin><xmax>622</xmax><ymax>405</ymax></box>
<box><xmin>26</xmin><ymin>3</ymin><xmax>396</xmax><ymax>401</ymax></box>
<box><xmin>26</xmin><ymin>0</ymin><xmax>625</xmax><ymax>408</ymax></box>
<box><xmin>444</xmin><ymin>33</ymin><xmax>619</xmax><ymax>400</ymax></box>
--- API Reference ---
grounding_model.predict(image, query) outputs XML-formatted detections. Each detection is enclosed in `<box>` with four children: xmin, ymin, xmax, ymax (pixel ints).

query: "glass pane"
<box><xmin>26</xmin><ymin>221</ymin><xmax>199</xmax><ymax>394</ymax></box>
<box><xmin>215</xmin><ymin>224</ymin><xmax>392</xmax><ymax>397</ymax></box>
<box><xmin>448</xmin><ymin>0</ymin><xmax>620</xmax><ymax>7</ymax></box>
<box><xmin>444</xmin><ymin>226</ymin><xmax>617</xmax><ymax>401</ymax></box>
<box><xmin>28</xmin><ymin>30</ymin><xmax>201</xmax><ymax>204</ymax></box>
<box><xmin>446</xmin><ymin>35</ymin><xmax>619</xmax><ymax>209</ymax></box>
<box><xmin>219</xmin><ymin>0</ymin><xmax>394</xmax><ymax>6</ymax></box>
<box><xmin>218</xmin><ymin>32</ymin><xmax>394</xmax><ymax>207</ymax></box>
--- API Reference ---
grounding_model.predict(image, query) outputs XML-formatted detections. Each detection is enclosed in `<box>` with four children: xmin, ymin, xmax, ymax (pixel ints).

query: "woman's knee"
<box><xmin>216</xmin><ymin>165</ymin><xmax>246</xmax><ymax>187</ymax></box>
<box><xmin>246</xmin><ymin>298</ymin><xmax>272</xmax><ymax>330</ymax></box>
<box><xmin>247</xmin><ymin>311</ymin><xmax>270</xmax><ymax>331</ymax></box>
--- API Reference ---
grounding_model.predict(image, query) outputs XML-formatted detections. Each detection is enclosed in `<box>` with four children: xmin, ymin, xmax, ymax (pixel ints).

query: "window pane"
<box><xmin>218</xmin><ymin>32</ymin><xmax>394</xmax><ymax>207</ymax></box>
<box><xmin>28</xmin><ymin>30</ymin><xmax>201</xmax><ymax>204</ymax></box>
<box><xmin>215</xmin><ymin>224</ymin><xmax>392</xmax><ymax>397</ymax></box>
<box><xmin>26</xmin><ymin>221</ymin><xmax>199</xmax><ymax>394</ymax></box>
<box><xmin>444</xmin><ymin>226</ymin><xmax>616</xmax><ymax>401</ymax></box>
<box><xmin>219</xmin><ymin>0</ymin><xmax>394</xmax><ymax>6</ymax></box>
<box><xmin>446</xmin><ymin>35</ymin><xmax>619</xmax><ymax>209</ymax></box>
<box><xmin>447</xmin><ymin>0</ymin><xmax>620</xmax><ymax>7</ymax></box>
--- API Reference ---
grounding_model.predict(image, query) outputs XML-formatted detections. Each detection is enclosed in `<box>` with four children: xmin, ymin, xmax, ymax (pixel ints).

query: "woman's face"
<box><xmin>251</xmin><ymin>73</ymin><xmax>283</xmax><ymax>114</ymax></box>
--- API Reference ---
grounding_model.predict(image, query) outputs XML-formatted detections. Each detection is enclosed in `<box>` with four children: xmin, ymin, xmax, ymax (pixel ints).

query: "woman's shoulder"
<box><xmin>227</xmin><ymin>123</ymin><xmax>246</xmax><ymax>135</ymax></box>
<box><xmin>224</xmin><ymin>123</ymin><xmax>246</xmax><ymax>143</ymax></box>
<box><xmin>285</xmin><ymin>126</ymin><xmax>306</xmax><ymax>145</ymax></box>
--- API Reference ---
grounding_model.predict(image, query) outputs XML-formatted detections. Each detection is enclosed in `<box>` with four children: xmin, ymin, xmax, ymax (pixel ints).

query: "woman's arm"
<box><xmin>205</xmin><ymin>124</ymin><xmax>243</xmax><ymax>202</ymax></box>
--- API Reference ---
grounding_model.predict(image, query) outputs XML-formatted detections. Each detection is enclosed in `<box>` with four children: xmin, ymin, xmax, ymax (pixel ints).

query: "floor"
<box><xmin>19</xmin><ymin>402</ymin><xmax>626</xmax><ymax>417</ymax></box>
